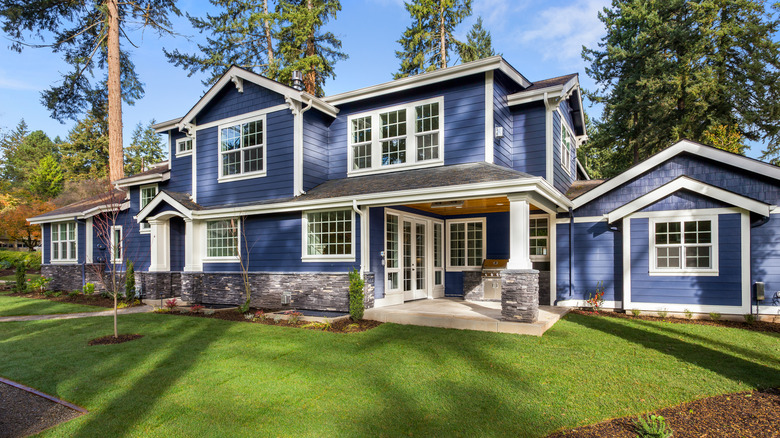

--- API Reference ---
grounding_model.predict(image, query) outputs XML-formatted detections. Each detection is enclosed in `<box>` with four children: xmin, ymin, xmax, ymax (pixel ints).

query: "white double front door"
<box><xmin>386</xmin><ymin>209</ymin><xmax>444</xmax><ymax>302</ymax></box>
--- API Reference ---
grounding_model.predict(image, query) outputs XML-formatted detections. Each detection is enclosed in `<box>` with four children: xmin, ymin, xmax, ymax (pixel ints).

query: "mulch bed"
<box><xmin>6</xmin><ymin>291</ymin><xmax>142</xmax><ymax>309</ymax></box>
<box><xmin>548</xmin><ymin>387</ymin><xmax>780</xmax><ymax>437</ymax></box>
<box><xmin>88</xmin><ymin>334</ymin><xmax>144</xmax><ymax>345</ymax></box>
<box><xmin>162</xmin><ymin>308</ymin><xmax>382</xmax><ymax>333</ymax></box>
<box><xmin>570</xmin><ymin>309</ymin><xmax>780</xmax><ymax>333</ymax></box>
<box><xmin>0</xmin><ymin>381</ymin><xmax>83</xmax><ymax>438</ymax></box>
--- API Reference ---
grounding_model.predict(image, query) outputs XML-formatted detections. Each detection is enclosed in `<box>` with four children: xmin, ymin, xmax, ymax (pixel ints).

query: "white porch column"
<box><xmin>149</xmin><ymin>219</ymin><xmax>170</xmax><ymax>272</ymax></box>
<box><xmin>184</xmin><ymin>219</ymin><xmax>203</xmax><ymax>272</ymax></box>
<box><xmin>507</xmin><ymin>195</ymin><xmax>532</xmax><ymax>270</ymax></box>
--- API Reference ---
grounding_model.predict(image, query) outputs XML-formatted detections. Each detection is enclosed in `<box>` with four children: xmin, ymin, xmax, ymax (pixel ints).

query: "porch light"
<box><xmin>431</xmin><ymin>200</ymin><xmax>464</xmax><ymax>209</ymax></box>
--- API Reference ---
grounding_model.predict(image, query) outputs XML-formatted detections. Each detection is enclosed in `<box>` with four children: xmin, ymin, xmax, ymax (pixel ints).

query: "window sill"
<box><xmin>175</xmin><ymin>151</ymin><xmax>193</xmax><ymax>158</ymax></box>
<box><xmin>218</xmin><ymin>171</ymin><xmax>267</xmax><ymax>184</ymax></box>
<box><xmin>347</xmin><ymin>160</ymin><xmax>443</xmax><ymax>177</ymax></box>
<box><xmin>139</xmin><ymin>228</ymin><xmax>151</xmax><ymax>235</ymax></box>
<box><xmin>302</xmin><ymin>255</ymin><xmax>356</xmax><ymax>263</ymax></box>
<box><xmin>50</xmin><ymin>260</ymin><xmax>78</xmax><ymax>265</ymax></box>
<box><xmin>649</xmin><ymin>270</ymin><xmax>719</xmax><ymax>277</ymax></box>
<box><xmin>203</xmin><ymin>256</ymin><xmax>240</xmax><ymax>263</ymax></box>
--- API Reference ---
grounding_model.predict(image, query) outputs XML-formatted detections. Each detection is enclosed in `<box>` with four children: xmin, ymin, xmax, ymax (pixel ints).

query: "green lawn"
<box><xmin>0</xmin><ymin>295</ymin><xmax>105</xmax><ymax>317</ymax></box>
<box><xmin>0</xmin><ymin>312</ymin><xmax>777</xmax><ymax>437</ymax></box>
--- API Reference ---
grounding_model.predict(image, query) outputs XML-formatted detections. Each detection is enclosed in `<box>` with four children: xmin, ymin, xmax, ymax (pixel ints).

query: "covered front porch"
<box><xmin>364</xmin><ymin>298</ymin><xmax>569</xmax><ymax>336</ymax></box>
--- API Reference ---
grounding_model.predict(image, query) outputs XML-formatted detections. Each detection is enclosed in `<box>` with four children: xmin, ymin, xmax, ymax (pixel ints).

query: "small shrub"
<box><xmin>253</xmin><ymin>310</ymin><xmax>266</xmax><ymax>322</ymax></box>
<box><xmin>286</xmin><ymin>311</ymin><xmax>303</xmax><ymax>324</ymax></box>
<box><xmin>68</xmin><ymin>290</ymin><xmax>80</xmax><ymax>298</ymax></box>
<box><xmin>657</xmin><ymin>309</ymin><xmax>668</xmax><ymax>318</ymax></box>
<box><xmin>51</xmin><ymin>291</ymin><xmax>62</xmax><ymax>298</ymax></box>
<box><xmin>164</xmin><ymin>298</ymin><xmax>177</xmax><ymax>309</ymax></box>
<box><xmin>743</xmin><ymin>313</ymin><xmax>756</xmax><ymax>324</ymax></box>
<box><xmin>345</xmin><ymin>323</ymin><xmax>360</xmax><ymax>332</ymax></box>
<box><xmin>348</xmin><ymin>268</ymin><xmax>365</xmax><ymax>321</ymax></box>
<box><xmin>14</xmin><ymin>263</ymin><xmax>27</xmax><ymax>293</ymax></box>
<box><xmin>43</xmin><ymin>290</ymin><xmax>55</xmax><ymax>297</ymax></box>
<box><xmin>125</xmin><ymin>261</ymin><xmax>135</xmax><ymax>301</ymax></box>
<box><xmin>634</xmin><ymin>414</ymin><xmax>673</xmax><ymax>438</ymax></box>
<box><xmin>29</xmin><ymin>276</ymin><xmax>51</xmax><ymax>294</ymax></box>
<box><xmin>630</xmin><ymin>308</ymin><xmax>642</xmax><ymax>317</ymax></box>
<box><xmin>321</xmin><ymin>318</ymin><xmax>332</xmax><ymax>331</ymax></box>
<box><xmin>190</xmin><ymin>304</ymin><xmax>204</xmax><ymax>313</ymax></box>
<box><xmin>83</xmin><ymin>283</ymin><xmax>95</xmax><ymax>295</ymax></box>
<box><xmin>709</xmin><ymin>312</ymin><xmax>721</xmax><ymax>321</ymax></box>
<box><xmin>238</xmin><ymin>301</ymin><xmax>250</xmax><ymax>314</ymax></box>
<box><xmin>154</xmin><ymin>308</ymin><xmax>171</xmax><ymax>314</ymax></box>
<box><xmin>273</xmin><ymin>315</ymin><xmax>282</xmax><ymax>323</ymax></box>
<box><xmin>204</xmin><ymin>309</ymin><xmax>216</xmax><ymax>316</ymax></box>
<box><xmin>117</xmin><ymin>302</ymin><xmax>129</xmax><ymax>309</ymax></box>
<box><xmin>585</xmin><ymin>281</ymin><xmax>606</xmax><ymax>312</ymax></box>
<box><xmin>684</xmin><ymin>308</ymin><xmax>693</xmax><ymax>319</ymax></box>
<box><xmin>243</xmin><ymin>313</ymin><xmax>254</xmax><ymax>320</ymax></box>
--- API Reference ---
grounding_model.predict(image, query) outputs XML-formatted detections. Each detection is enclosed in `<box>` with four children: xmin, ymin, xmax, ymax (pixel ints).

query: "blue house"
<box><xmin>30</xmin><ymin>56</ymin><xmax>780</xmax><ymax>321</ymax></box>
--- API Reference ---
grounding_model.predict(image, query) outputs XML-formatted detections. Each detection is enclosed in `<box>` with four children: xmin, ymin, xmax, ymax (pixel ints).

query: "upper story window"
<box><xmin>446</xmin><ymin>218</ymin><xmax>485</xmax><ymax>271</ymax></box>
<box><xmin>561</xmin><ymin>121</ymin><xmax>573</xmax><ymax>175</ymax></box>
<box><xmin>302</xmin><ymin>209</ymin><xmax>354</xmax><ymax>262</ymax></box>
<box><xmin>218</xmin><ymin>116</ymin><xmax>266</xmax><ymax>182</ymax></box>
<box><xmin>139</xmin><ymin>184</ymin><xmax>158</xmax><ymax>232</ymax></box>
<box><xmin>650</xmin><ymin>216</ymin><xmax>718</xmax><ymax>275</ymax></box>
<box><xmin>348</xmin><ymin>97</ymin><xmax>444</xmax><ymax>175</ymax></box>
<box><xmin>176</xmin><ymin>137</ymin><xmax>193</xmax><ymax>156</ymax></box>
<box><xmin>51</xmin><ymin>222</ymin><xmax>77</xmax><ymax>262</ymax></box>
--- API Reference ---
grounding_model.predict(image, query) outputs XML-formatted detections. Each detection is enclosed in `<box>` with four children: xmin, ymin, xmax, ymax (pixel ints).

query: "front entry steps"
<box><xmin>364</xmin><ymin>298</ymin><xmax>569</xmax><ymax>336</ymax></box>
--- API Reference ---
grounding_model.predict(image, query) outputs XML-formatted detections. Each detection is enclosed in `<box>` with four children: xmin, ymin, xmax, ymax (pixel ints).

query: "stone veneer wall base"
<box><xmin>501</xmin><ymin>269</ymin><xmax>540</xmax><ymax>323</ymax></box>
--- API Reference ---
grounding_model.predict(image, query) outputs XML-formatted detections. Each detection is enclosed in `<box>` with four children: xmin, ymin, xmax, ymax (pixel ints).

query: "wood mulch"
<box><xmin>88</xmin><ymin>334</ymin><xmax>144</xmax><ymax>346</ymax></box>
<box><xmin>6</xmin><ymin>290</ymin><xmax>142</xmax><ymax>309</ymax></box>
<box><xmin>0</xmin><ymin>381</ymin><xmax>84</xmax><ymax>438</ymax></box>
<box><xmin>548</xmin><ymin>387</ymin><xmax>780</xmax><ymax>437</ymax></box>
<box><xmin>162</xmin><ymin>308</ymin><xmax>382</xmax><ymax>333</ymax></box>
<box><xmin>571</xmin><ymin>309</ymin><xmax>780</xmax><ymax>333</ymax></box>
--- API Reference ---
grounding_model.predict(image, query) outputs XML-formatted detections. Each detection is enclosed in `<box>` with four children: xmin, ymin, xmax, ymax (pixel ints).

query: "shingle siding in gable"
<box><xmin>302</xmin><ymin>110</ymin><xmax>331</xmax><ymax>192</ymax></box>
<box><xmin>576</xmin><ymin>154</ymin><xmax>780</xmax><ymax>217</ymax></box>
<box><xmin>640</xmin><ymin>190</ymin><xmax>730</xmax><ymax>212</ymax></box>
<box><xmin>327</xmin><ymin>74</ymin><xmax>486</xmax><ymax>180</ymax></box>
<box><xmin>511</xmin><ymin>102</ymin><xmax>546</xmax><ymax>178</ymax></box>
<box><xmin>195</xmin><ymin>82</ymin><xmax>286</xmax><ymax>125</ymax></box>
<box><xmin>195</xmin><ymin>109</ymin><xmax>295</xmax><ymax>207</ymax></box>
<box><xmin>493</xmin><ymin>72</ymin><xmax>516</xmax><ymax>168</ymax></box>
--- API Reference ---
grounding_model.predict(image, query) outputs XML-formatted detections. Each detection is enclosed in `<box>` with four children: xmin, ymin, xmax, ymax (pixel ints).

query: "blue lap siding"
<box><xmin>493</xmin><ymin>71</ymin><xmax>518</xmax><ymax>168</ymax></box>
<box><xmin>167</xmin><ymin>130</ymin><xmax>193</xmax><ymax>194</ymax></box>
<box><xmin>302</xmin><ymin>110</ymin><xmax>331</xmax><ymax>192</ymax></box>
<box><xmin>511</xmin><ymin>102</ymin><xmax>546</xmax><ymax>177</ymax></box>
<box><xmin>555</xmin><ymin>221</ymin><xmax>622</xmax><ymax>303</ymax></box>
<box><xmin>751</xmin><ymin>216</ymin><xmax>780</xmax><ymax>308</ymax></box>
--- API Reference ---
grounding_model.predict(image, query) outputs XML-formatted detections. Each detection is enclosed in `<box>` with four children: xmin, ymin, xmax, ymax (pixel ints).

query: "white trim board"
<box><xmin>573</xmin><ymin>139</ymin><xmax>780</xmax><ymax>207</ymax></box>
<box><xmin>484</xmin><ymin>71</ymin><xmax>494</xmax><ymax>164</ymax></box>
<box><xmin>137</xmin><ymin>191</ymin><xmax>194</xmax><ymax>222</ymax></box>
<box><xmin>607</xmin><ymin>176</ymin><xmax>771</xmax><ymax>223</ymax></box>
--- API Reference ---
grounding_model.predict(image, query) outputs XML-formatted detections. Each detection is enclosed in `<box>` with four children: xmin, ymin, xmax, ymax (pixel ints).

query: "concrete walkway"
<box><xmin>0</xmin><ymin>305</ymin><xmax>155</xmax><ymax>323</ymax></box>
<box><xmin>364</xmin><ymin>298</ymin><xmax>569</xmax><ymax>336</ymax></box>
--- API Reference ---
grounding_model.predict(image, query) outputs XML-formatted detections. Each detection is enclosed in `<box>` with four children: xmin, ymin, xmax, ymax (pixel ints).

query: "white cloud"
<box><xmin>472</xmin><ymin>0</ymin><xmax>530</xmax><ymax>32</ymax></box>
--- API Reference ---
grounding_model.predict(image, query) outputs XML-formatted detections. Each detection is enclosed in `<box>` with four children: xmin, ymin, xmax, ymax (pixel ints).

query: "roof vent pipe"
<box><xmin>291</xmin><ymin>71</ymin><xmax>304</xmax><ymax>91</ymax></box>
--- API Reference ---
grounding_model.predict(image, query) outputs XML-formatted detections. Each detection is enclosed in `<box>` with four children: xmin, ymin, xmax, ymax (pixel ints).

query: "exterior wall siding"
<box><xmin>493</xmin><ymin>71</ymin><xmax>517</xmax><ymax>168</ymax></box>
<box><xmin>751</xmin><ymin>216</ymin><xmax>780</xmax><ymax>308</ymax></box>
<box><xmin>170</xmin><ymin>217</ymin><xmax>186</xmax><ymax>272</ymax></box>
<box><xmin>167</xmin><ymin>129</ymin><xmax>193</xmax><ymax>194</ymax></box>
<box><xmin>553</xmin><ymin>109</ymin><xmax>577</xmax><ymax>194</ymax></box>
<box><xmin>555</xmin><ymin>221</ymin><xmax>622</xmax><ymax>303</ymax></box>
<box><xmin>629</xmin><ymin>215</ymin><xmax>742</xmax><ymax>306</ymax></box>
<box><xmin>302</xmin><ymin>110</ymin><xmax>331</xmax><ymax>192</ymax></box>
<box><xmin>511</xmin><ymin>102</ymin><xmax>546</xmax><ymax>177</ymax></box>
<box><xmin>640</xmin><ymin>191</ymin><xmax>730</xmax><ymax>212</ymax></box>
<box><xmin>195</xmin><ymin>81</ymin><xmax>286</xmax><ymax>125</ymax></box>
<box><xmin>369</xmin><ymin>206</ymin><xmax>385</xmax><ymax>299</ymax></box>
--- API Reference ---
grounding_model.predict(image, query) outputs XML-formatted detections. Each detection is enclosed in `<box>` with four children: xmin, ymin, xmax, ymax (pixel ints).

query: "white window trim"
<box><xmin>50</xmin><ymin>221</ymin><xmax>78</xmax><ymax>264</ymax></box>
<box><xmin>202</xmin><ymin>218</ymin><xmax>241</xmax><ymax>263</ymax></box>
<box><xmin>176</xmin><ymin>136</ymin><xmax>194</xmax><ymax>157</ymax></box>
<box><xmin>445</xmin><ymin>217</ymin><xmax>487</xmax><ymax>272</ymax></box>
<box><xmin>139</xmin><ymin>184</ymin><xmax>158</xmax><ymax>234</ymax></box>
<box><xmin>559</xmin><ymin>114</ymin><xmax>573</xmax><ymax>176</ymax></box>
<box><xmin>346</xmin><ymin>96</ymin><xmax>445</xmax><ymax>177</ymax></box>
<box><xmin>648</xmin><ymin>214</ymin><xmax>719</xmax><ymax>276</ymax></box>
<box><xmin>301</xmin><ymin>208</ymin><xmax>356</xmax><ymax>263</ymax></box>
<box><xmin>530</xmin><ymin>214</ymin><xmax>550</xmax><ymax>262</ymax></box>
<box><xmin>110</xmin><ymin>225</ymin><xmax>123</xmax><ymax>264</ymax></box>
<box><xmin>217</xmin><ymin>114</ymin><xmax>267</xmax><ymax>183</ymax></box>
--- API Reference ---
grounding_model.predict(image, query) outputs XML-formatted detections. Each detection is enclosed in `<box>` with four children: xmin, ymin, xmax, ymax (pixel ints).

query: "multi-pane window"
<box><xmin>177</xmin><ymin>137</ymin><xmax>193</xmax><ymax>154</ymax></box>
<box><xmin>305</xmin><ymin>210</ymin><xmax>353</xmax><ymax>257</ymax></box>
<box><xmin>530</xmin><ymin>217</ymin><xmax>549</xmax><ymax>258</ymax></box>
<box><xmin>448</xmin><ymin>219</ymin><xmax>484</xmax><ymax>269</ymax></box>
<box><xmin>139</xmin><ymin>185</ymin><xmax>158</xmax><ymax>231</ymax></box>
<box><xmin>111</xmin><ymin>226</ymin><xmax>122</xmax><ymax>263</ymax></box>
<box><xmin>433</xmin><ymin>222</ymin><xmax>443</xmax><ymax>286</ymax></box>
<box><xmin>206</xmin><ymin>219</ymin><xmax>239</xmax><ymax>258</ymax></box>
<box><xmin>654</xmin><ymin>219</ymin><xmax>714</xmax><ymax>271</ymax></box>
<box><xmin>348</xmin><ymin>98</ymin><xmax>443</xmax><ymax>173</ymax></box>
<box><xmin>561</xmin><ymin>123</ymin><xmax>573</xmax><ymax>175</ymax></box>
<box><xmin>386</xmin><ymin>214</ymin><xmax>399</xmax><ymax>290</ymax></box>
<box><xmin>219</xmin><ymin>117</ymin><xmax>264</xmax><ymax>179</ymax></box>
<box><xmin>51</xmin><ymin>222</ymin><xmax>77</xmax><ymax>261</ymax></box>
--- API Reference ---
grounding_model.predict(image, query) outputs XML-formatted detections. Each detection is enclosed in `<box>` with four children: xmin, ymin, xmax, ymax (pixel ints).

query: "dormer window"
<box><xmin>218</xmin><ymin>115</ymin><xmax>266</xmax><ymax>182</ymax></box>
<box><xmin>176</xmin><ymin>137</ymin><xmax>193</xmax><ymax>156</ymax></box>
<box><xmin>348</xmin><ymin>97</ymin><xmax>444</xmax><ymax>175</ymax></box>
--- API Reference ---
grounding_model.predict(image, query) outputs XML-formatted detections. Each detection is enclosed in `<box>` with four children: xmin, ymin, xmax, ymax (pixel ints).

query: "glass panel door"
<box><xmin>415</xmin><ymin>222</ymin><xmax>426</xmax><ymax>293</ymax></box>
<box><xmin>403</xmin><ymin>221</ymin><xmax>412</xmax><ymax>295</ymax></box>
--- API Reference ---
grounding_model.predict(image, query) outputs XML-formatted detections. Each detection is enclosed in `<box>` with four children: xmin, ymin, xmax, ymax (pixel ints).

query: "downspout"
<box><xmin>352</xmin><ymin>200</ymin><xmax>365</xmax><ymax>278</ymax></box>
<box><xmin>568</xmin><ymin>207</ymin><xmax>573</xmax><ymax>298</ymax></box>
<box><xmin>750</xmin><ymin>214</ymin><xmax>771</xmax><ymax>316</ymax></box>
<box><xmin>295</xmin><ymin>98</ymin><xmax>314</xmax><ymax>196</ymax></box>
<box><xmin>75</xmin><ymin>216</ymin><xmax>86</xmax><ymax>288</ymax></box>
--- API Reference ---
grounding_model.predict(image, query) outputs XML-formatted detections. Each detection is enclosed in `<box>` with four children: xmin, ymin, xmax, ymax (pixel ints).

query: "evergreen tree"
<box><xmin>125</xmin><ymin>120</ymin><xmax>166</xmax><ymax>175</ymax></box>
<box><xmin>457</xmin><ymin>17</ymin><xmax>498</xmax><ymax>63</ymax></box>
<box><xmin>0</xmin><ymin>1</ymin><xmax>181</xmax><ymax>183</ymax></box>
<box><xmin>27</xmin><ymin>155</ymin><xmax>64</xmax><ymax>200</ymax></box>
<box><xmin>275</xmin><ymin>0</ymin><xmax>347</xmax><ymax>96</ymax></box>
<box><xmin>395</xmin><ymin>0</ymin><xmax>472</xmax><ymax>79</ymax></box>
<box><xmin>164</xmin><ymin>0</ymin><xmax>278</xmax><ymax>87</ymax></box>
<box><xmin>1</xmin><ymin>127</ymin><xmax>59</xmax><ymax>187</ymax></box>
<box><xmin>583</xmin><ymin>0</ymin><xmax>780</xmax><ymax>176</ymax></box>
<box><xmin>59</xmin><ymin>110</ymin><xmax>110</xmax><ymax>181</ymax></box>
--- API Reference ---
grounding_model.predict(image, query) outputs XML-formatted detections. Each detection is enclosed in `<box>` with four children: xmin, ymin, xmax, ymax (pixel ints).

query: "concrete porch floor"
<box><xmin>364</xmin><ymin>298</ymin><xmax>569</xmax><ymax>336</ymax></box>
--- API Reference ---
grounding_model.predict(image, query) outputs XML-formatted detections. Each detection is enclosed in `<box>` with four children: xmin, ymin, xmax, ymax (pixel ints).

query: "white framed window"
<box><xmin>218</xmin><ymin>115</ymin><xmax>266</xmax><ymax>182</ymax></box>
<box><xmin>385</xmin><ymin>212</ymin><xmax>400</xmax><ymax>290</ymax></box>
<box><xmin>347</xmin><ymin>97</ymin><xmax>444</xmax><ymax>176</ymax></box>
<box><xmin>51</xmin><ymin>222</ymin><xmax>77</xmax><ymax>263</ymax></box>
<box><xmin>205</xmin><ymin>219</ymin><xmax>239</xmax><ymax>260</ymax></box>
<box><xmin>302</xmin><ymin>209</ymin><xmax>355</xmax><ymax>262</ymax></box>
<box><xmin>561</xmin><ymin>121</ymin><xmax>573</xmax><ymax>176</ymax></box>
<box><xmin>110</xmin><ymin>225</ymin><xmax>123</xmax><ymax>263</ymax></box>
<box><xmin>446</xmin><ymin>218</ymin><xmax>486</xmax><ymax>271</ymax></box>
<box><xmin>176</xmin><ymin>137</ymin><xmax>193</xmax><ymax>156</ymax></box>
<box><xmin>139</xmin><ymin>184</ymin><xmax>158</xmax><ymax>233</ymax></box>
<box><xmin>530</xmin><ymin>216</ymin><xmax>549</xmax><ymax>260</ymax></box>
<box><xmin>650</xmin><ymin>215</ymin><xmax>718</xmax><ymax>276</ymax></box>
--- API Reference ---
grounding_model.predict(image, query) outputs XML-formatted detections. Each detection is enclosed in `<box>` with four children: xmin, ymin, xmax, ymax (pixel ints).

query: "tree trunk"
<box><xmin>113</xmin><ymin>290</ymin><xmax>118</xmax><ymax>338</ymax></box>
<box><xmin>439</xmin><ymin>2</ymin><xmax>446</xmax><ymax>69</ymax></box>
<box><xmin>304</xmin><ymin>0</ymin><xmax>316</xmax><ymax>95</ymax></box>
<box><xmin>106</xmin><ymin>0</ymin><xmax>124</xmax><ymax>183</ymax></box>
<box><xmin>264</xmin><ymin>0</ymin><xmax>274</xmax><ymax>65</ymax></box>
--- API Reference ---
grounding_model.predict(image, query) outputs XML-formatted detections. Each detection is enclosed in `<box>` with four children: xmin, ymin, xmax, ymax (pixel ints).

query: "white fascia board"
<box><xmin>152</xmin><ymin>118</ymin><xmax>182</xmax><ymax>133</ymax></box>
<box><xmin>137</xmin><ymin>192</ymin><xmax>193</xmax><ymax>222</ymax></box>
<box><xmin>175</xmin><ymin>66</ymin><xmax>338</xmax><ymax>131</ymax></box>
<box><xmin>507</xmin><ymin>76</ymin><xmax>580</xmax><ymax>107</ymax></box>
<box><xmin>574</xmin><ymin>140</ymin><xmax>780</xmax><ymax>208</ymax></box>
<box><xmin>114</xmin><ymin>171</ymin><xmax>170</xmax><ymax>188</ymax></box>
<box><xmin>28</xmin><ymin>202</ymin><xmax>129</xmax><ymax>225</ymax></box>
<box><xmin>193</xmin><ymin>177</ymin><xmax>572</xmax><ymax>220</ymax></box>
<box><xmin>323</xmin><ymin>57</ymin><xmax>531</xmax><ymax>106</ymax></box>
<box><xmin>576</xmin><ymin>159</ymin><xmax>590</xmax><ymax>180</ymax></box>
<box><xmin>607</xmin><ymin>176</ymin><xmax>771</xmax><ymax>223</ymax></box>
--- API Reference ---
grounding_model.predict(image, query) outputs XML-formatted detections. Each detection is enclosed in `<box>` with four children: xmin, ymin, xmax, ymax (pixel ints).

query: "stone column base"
<box><xmin>139</xmin><ymin>272</ymin><xmax>177</xmax><ymax>300</ymax></box>
<box><xmin>363</xmin><ymin>272</ymin><xmax>375</xmax><ymax>309</ymax></box>
<box><xmin>501</xmin><ymin>269</ymin><xmax>540</xmax><ymax>323</ymax></box>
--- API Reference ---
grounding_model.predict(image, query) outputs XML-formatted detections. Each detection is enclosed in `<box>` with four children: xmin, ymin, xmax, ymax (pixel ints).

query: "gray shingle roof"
<box><xmin>30</xmin><ymin>189</ymin><xmax>127</xmax><ymax>220</ymax></box>
<box><xmin>523</xmin><ymin>73</ymin><xmax>578</xmax><ymax>92</ymax></box>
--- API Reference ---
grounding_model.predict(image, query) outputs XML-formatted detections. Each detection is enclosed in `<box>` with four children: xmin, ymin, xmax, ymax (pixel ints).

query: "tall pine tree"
<box><xmin>583</xmin><ymin>0</ymin><xmax>780</xmax><ymax>176</ymax></box>
<box><xmin>395</xmin><ymin>0</ymin><xmax>472</xmax><ymax>79</ymax></box>
<box><xmin>59</xmin><ymin>110</ymin><xmax>110</xmax><ymax>181</ymax></box>
<box><xmin>125</xmin><ymin>120</ymin><xmax>167</xmax><ymax>175</ymax></box>
<box><xmin>457</xmin><ymin>17</ymin><xmax>498</xmax><ymax>63</ymax></box>
<box><xmin>28</xmin><ymin>155</ymin><xmax>65</xmax><ymax>200</ymax></box>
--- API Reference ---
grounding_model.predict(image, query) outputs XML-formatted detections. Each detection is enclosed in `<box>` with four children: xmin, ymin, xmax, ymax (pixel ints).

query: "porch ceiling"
<box><xmin>404</xmin><ymin>196</ymin><xmax>545</xmax><ymax>216</ymax></box>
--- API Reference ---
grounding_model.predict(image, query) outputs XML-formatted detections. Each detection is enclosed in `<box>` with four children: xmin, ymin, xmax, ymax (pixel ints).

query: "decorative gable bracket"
<box><xmin>230</xmin><ymin>75</ymin><xmax>244</xmax><ymax>93</ymax></box>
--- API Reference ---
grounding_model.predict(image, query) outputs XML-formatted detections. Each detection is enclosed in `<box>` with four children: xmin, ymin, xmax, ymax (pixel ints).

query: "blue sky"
<box><xmin>0</xmin><ymin>0</ymin><xmax>767</xmax><ymax>160</ymax></box>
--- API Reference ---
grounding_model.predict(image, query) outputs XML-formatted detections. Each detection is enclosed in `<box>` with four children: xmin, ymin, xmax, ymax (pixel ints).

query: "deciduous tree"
<box><xmin>0</xmin><ymin>198</ymin><xmax>54</xmax><ymax>251</ymax></box>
